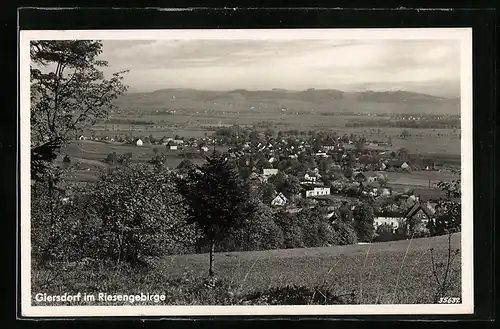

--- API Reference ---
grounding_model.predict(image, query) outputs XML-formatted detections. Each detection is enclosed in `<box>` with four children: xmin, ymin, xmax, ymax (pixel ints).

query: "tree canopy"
<box><xmin>30</xmin><ymin>40</ymin><xmax>128</xmax><ymax>180</ymax></box>
<box><xmin>176</xmin><ymin>153</ymin><xmax>255</xmax><ymax>275</ymax></box>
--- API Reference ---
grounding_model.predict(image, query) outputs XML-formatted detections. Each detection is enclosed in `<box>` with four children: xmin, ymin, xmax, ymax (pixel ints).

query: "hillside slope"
<box><xmin>113</xmin><ymin>88</ymin><xmax>460</xmax><ymax>115</ymax></box>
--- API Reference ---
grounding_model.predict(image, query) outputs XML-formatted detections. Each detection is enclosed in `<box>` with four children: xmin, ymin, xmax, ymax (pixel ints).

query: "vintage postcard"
<box><xmin>20</xmin><ymin>28</ymin><xmax>473</xmax><ymax>317</ymax></box>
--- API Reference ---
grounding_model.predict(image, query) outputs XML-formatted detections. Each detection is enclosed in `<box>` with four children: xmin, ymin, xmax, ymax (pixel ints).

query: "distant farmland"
<box><xmin>59</xmin><ymin>140</ymin><xmax>209</xmax><ymax>181</ymax></box>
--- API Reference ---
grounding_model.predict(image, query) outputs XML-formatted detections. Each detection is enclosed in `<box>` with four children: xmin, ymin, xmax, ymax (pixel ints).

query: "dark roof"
<box><xmin>374</xmin><ymin>211</ymin><xmax>404</xmax><ymax>218</ymax></box>
<box><xmin>404</xmin><ymin>202</ymin><xmax>435</xmax><ymax>219</ymax></box>
<box><xmin>387</xmin><ymin>160</ymin><xmax>405</xmax><ymax>167</ymax></box>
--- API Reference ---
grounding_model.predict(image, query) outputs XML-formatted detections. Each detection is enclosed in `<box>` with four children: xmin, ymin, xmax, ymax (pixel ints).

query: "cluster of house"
<box><xmin>370</xmin><ymin>199</ymin><xmax>436</xmax><ymax>232</ymax></box>
<box><xmin>131</xmin><ymin>137</ymin><xmax>211</xmax><ymax>152</ymax></box>
<box><xmin>325</xmin><ymin>198</ymin><xmax>436</xmax><ymax>234</ymax></box>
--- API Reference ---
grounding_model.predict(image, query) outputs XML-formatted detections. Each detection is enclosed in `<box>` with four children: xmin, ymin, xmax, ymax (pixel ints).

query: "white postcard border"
<box><xmin>20</xmin><ymin>28</ymin><xmax>473</xmax><ymax>317</ymax></box>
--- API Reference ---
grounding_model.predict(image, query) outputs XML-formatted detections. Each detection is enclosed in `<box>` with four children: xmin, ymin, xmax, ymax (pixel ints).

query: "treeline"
<box><xmin>31</xmin><ymin>159</ymin><xmax>360</xmax><ymax>270</ymax></box>
<box><xmin>345</xmin><ymin>119</ymin><xmax>460</xmax><ymax>129</ymax></box>
<box><xmin>106</xmin><ymin>118</ymin><xmax>155</xmax><ymax>125</ymax></box>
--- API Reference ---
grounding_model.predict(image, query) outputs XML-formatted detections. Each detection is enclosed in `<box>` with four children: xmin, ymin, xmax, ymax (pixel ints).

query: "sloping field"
<box><xmin>156</xmin><ymin>233</ymin><xmax>462</xmax><ymax>304</ymax></box>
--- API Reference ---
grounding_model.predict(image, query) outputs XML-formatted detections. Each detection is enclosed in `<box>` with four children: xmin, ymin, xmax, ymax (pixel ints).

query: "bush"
<box><xmin>331</xmin><ymin>220</ymin><xmax>358</xmax><ymax>246</ymax></box>
<box><xmin>274</xmin><ymin>211</ymin><xmax>306</xmax><ymax>249</ymax></box>
<box><xmin>298</xmin><ymin>209</ymin><xmax>335</xmax><ymax>247</ymax></box>
<box><xmin>32</xmin><ymin>163</ymin><xmax>198</xmax><ymax>268</ymax></box>
<box><xmin>85</xmin><ymin>163</ymin><xmax>198</xmax><ymax>266</ymax></box>
<box><xmin>31</xmin><ymin>179</ymin><xmax>87</xmax><ymax>265</ymax></box>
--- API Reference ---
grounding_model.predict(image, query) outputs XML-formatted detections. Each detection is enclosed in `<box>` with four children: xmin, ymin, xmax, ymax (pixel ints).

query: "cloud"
<box><xmin>99</xmin><ymin>39</ymin><xmax>461</xmax><ymax>95</ymax></box>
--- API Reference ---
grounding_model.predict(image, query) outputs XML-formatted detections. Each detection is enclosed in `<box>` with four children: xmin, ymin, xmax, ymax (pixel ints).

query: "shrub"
<box><xmin>331</xmin><ymin>220</ymin><xmax>358</xmax><ymax>246</ymax></box>
<box><xmin>32</xmin><ymin>163</ymin><xmax>198</xmax><ymax>268</ymax></box>
<box><xmin>84</xmin><ymin>163</ymin><xmax>197</xmax><ymax>266</ymax></box>
<box><xmin>298</xmin><ymin>208</ymin><xmax>335</xmax><ymax>247</ymax></box>
<box><xmin>31</xmin><ymin>179</ymin><xmax>86</xmax><ymax>265</ymax></box>
<box><xmin>243</xmin><ymin>285</ymin><xmax>357</xmax><ymax>305</ymax></box>
<box><xmin>274</xmin><ymin>211</ymin><xmax>306</xmax><ymax>249</ymax></box>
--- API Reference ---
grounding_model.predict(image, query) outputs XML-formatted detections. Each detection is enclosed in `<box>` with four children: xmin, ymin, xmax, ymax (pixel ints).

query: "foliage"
<box><xmin>429</xmin><ymin>234</ymin><xmax>461</xmax><ymax>302</ymax></box>
<box><xmin>85</xmin><ymin>163</ymin><xmax>197</xmax><ymax>266</ymax></box>
<box><xmin>244</xmin><ymin>285</ymin><xmax>357</xmax><ymax>305</ymax></box>
<box><xmin>373</xmin><ymin>224</ymin><xmax>404</xmax><ymax>242</ymax></box>
<box><xmin>149</xmin><ymin>152</ymin><xmax>167</xmax><ymax>167</ymax></box>
<box><xmin>30</xmin><ymin>40</ymin><xmax>128</xmax><ymax>179</ymax></box>
<box><xmin>377</xmin><ymin>172</ymin><xmax>389</xmax><ymax>187</ymax></box>
<box><xmin>343</xmin><ymin>167</ymin><xmax>354</xmax><ymax>179</ymax></box>
<box><xmin>428</xmin><ymin>180</ymin><xmax>461</xmax><ymax>236</ymax></box>
<box><xmin>177</xmin><ymin>159</ymin><xmax>195</xmax><ymax>171</ymax></box>
<box><xmin>331</xmin><ymin>220</ymin><xmax>358</xmax><ymax>246</ymax></box>
<box><xmin>296</xmin><ymin>208</ymin><xmax>334</xmax><ymax>247</ymax></box>
<box><xmin>259</xmin><ymin>182</ymin><xmax>277</xmax><ymax>205</ymax></box>
<box><xmin>31</xmin><ymin>176</ymin><xmax>80</xmax><ymax>265</ymax></box>
<box><xmin>352</xmin><ymin>203</ymin><xmax>375</xmax><ymax>242</ymax></box>
<box><xmin>31</xmin><ymin>164</ymin><xmax>197</xmax><ymax>267</ymax></box>
<box><xmin>176</xmin><ymin>153</ymin><xmax>255</xmax><ymax>275</ymax></box>
<box><xmin>274</xmin><ymin>211</ymin><xmax>305</xmax><ymax>249</ymax></box>
<box><xmin>267</xmin><ymin>172</ymin><xmax>302</xmax><ymax>198</ymax></box>
<box><xmin>220</xmin><ymin>201</ymin><xmax>284</xmax><ymax>252</ymax></box>
<box><xmin>105</xmin><ymin>152</ymin><xmax>117</xmax><ymax>165</ymax></box>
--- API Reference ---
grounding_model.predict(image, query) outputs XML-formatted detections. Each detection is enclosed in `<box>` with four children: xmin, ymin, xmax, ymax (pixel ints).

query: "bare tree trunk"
<box><xmin>209</xmin><ymin>235</ymin><xmax>215</xmax><ymax>277</ymax></box>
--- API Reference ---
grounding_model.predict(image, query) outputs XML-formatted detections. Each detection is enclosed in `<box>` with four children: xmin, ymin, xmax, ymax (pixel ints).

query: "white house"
<box><xmin>315</xmin><ymin>152</ymin><xmax>329</xmax><ymax>158</ymax></box>
<box><xmin>136</xmin><ymin>139</ymin><xmax>143</xmax><ymax>147</ymax></box>
<box><xmin>169</xmin><ymin>145</ymin><xmax>178</xmax><ymax>150</ymax></box>
<box><xmin>303</xmin><ymin>173</ymin><xmax>317</xmax><ymax>182</ymax></box>
<box><xmin>401</xmin><ymin>162</ymin><xmax>410</xmax><ymax>170</ymax></box>
<box><xmin>271</xmin><ymin>193</ymin><xmax>287</xmax><ymax>207</ymax></box>
<box><xmin>304</xmin><ymin>186</ymin><xmax>331</xmax><ymax>198</ymax></box>
<box><xmin>373</xmin><ymin>212</ymin><xmax>404</xmax><ymax>232</ymax></box>
<box><xmin>263</xmin><ymin>168</ymin><xmax>279</xmax><ymax>178</ymax></box>
<box><xmin>322</xmin><ymin>145</ymin><xmax>336</xmax><ymax>151</ymax></box>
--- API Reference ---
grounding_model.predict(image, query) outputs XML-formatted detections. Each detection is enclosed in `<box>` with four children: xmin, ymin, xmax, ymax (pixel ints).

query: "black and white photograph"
<box><xmin>20</xmin><ymin>28</ymin><xmax>473</xmax><ymax>317</ymax></box>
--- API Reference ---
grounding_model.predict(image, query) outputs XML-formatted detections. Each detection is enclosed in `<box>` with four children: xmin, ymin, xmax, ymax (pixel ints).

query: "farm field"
<box><xmin>91</xmin><ymin>108</ymin><xmax>461</xmax><ymax>156</ymax></box>
<box><xmin>57</xmin><ymin>140</ymin><xmax>211</xmax><ymax>181</ymax></box>
<box><xmin>385</xmin><ymin>170</ymin><xmax>458</xmax><ymax>187</ymax></box>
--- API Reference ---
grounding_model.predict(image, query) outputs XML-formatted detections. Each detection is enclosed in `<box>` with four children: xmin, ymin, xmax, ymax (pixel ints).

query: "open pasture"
<box><xmin>93</xmin><ymin>117</ymin><xmax>460</xmax><ymax>157</ymax></box>
<box><xmin>385</xmin><ymin>170</ymin><xmax>458</xmax><ymax>187</ymax></box>
<box><xmin>33</xmin><ymin>233</ymin><xmax>461</xmax><ymax>305</ymax></box>
<box><xmin>59</xmin><ymin>140</ymin><xmax>208</xmax><ymax>181</ymax></box>
<box><xmin>151</xmin><ymin>233</ymin><xmax>461</xmax><ymax>304</ymax></box>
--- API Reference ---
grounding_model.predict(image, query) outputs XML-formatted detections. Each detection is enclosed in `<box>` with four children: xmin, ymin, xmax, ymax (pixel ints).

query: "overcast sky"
<box><xmin>99</xmin><ymin>39</ymin><xmax>461</xmax><ymax>97</ymax></box>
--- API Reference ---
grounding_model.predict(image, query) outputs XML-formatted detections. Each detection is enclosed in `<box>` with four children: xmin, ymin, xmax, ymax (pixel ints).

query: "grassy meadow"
<box><xmin>32</xmin><ymin>233</ymin><xmax>461</xmax><ymax>306</ymax></box>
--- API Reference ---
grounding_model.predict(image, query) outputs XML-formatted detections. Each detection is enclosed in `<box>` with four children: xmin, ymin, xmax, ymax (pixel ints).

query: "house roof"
<box><xmin>374</xmin><ymin>211</ymin><xmax>404</xmax><ymax>218</ymax></box>
<box><xmin>387</xmin><ymin>160</ymin><xmax>405</xmax><ymax>166</ymax></box>
<box><xmin>275</xmin><ymin>192</ymin><xmax>287</xmax><ymax>201</ymax></box>
<box><xmin>404</xmin><ymin>202</ymin><xmax>436</xmax><ymax>219</ymax></box>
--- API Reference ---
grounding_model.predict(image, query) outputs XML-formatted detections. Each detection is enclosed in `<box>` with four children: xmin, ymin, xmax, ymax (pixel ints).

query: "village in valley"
<box><xmin>67</xmin><ymin>118</ymin><xmax>459</xmax><ymax>242</ymax></box>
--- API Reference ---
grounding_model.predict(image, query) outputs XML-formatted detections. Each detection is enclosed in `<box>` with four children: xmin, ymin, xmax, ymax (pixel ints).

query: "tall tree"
<box><xmin>176</xmin><ymin>153</ymin><xmax>255</xmax><ymax>276</ymax></box>
<box><xmin>352</xmin><ymin>203</ymin><xmax>375</xmax><ymax>242</ymax></box>
<box><xmin>30</xmin><ymin>40</ymin><xmax>128</xmax><ymax>180</ymax></box>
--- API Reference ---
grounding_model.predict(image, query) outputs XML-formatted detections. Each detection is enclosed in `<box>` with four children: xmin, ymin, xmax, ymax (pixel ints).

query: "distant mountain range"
<box><xmin>114</xmin><ymin>88</ymin><xmax>460</xmax><ymax>115</ymax></box>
